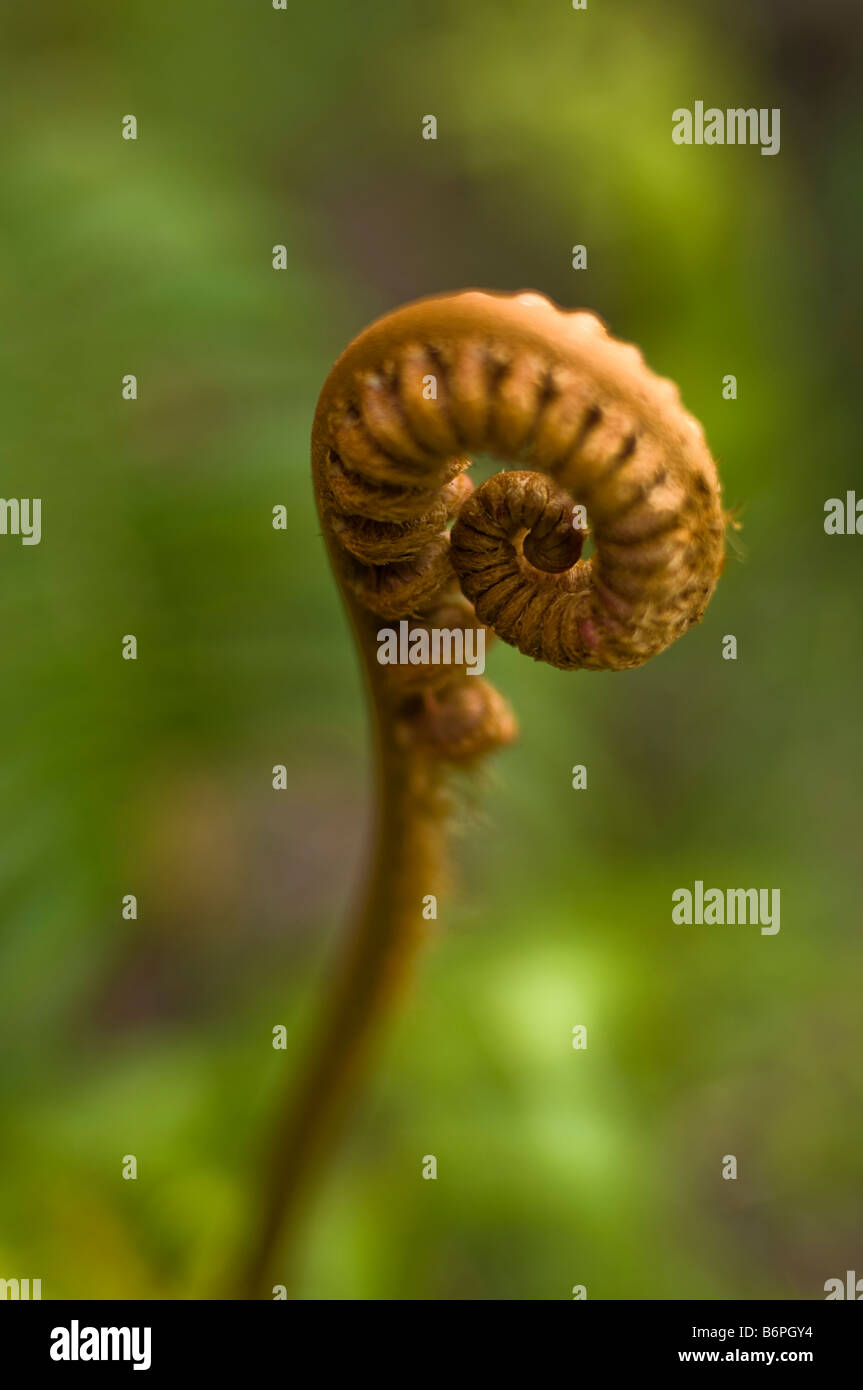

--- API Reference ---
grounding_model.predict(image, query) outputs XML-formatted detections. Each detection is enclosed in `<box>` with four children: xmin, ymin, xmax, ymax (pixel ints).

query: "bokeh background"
<box><xmin>1</xmin><ymin>0</ymin><xmax>861</xmax><ymax>1299</ymax></box>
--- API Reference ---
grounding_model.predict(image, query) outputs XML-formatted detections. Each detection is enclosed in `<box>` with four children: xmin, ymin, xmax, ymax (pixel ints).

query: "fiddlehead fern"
<box><xmin>238</xmin><ymin>290</ymin><xmax>724</xmax><ymax>1296</ymax></box>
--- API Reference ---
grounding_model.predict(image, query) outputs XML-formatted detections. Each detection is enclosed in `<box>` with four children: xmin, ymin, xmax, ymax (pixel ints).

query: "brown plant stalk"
<box><xmin>238</xmin><ymin>289</ymin><xmax>725</xmax><ymax>1296</ymax></box>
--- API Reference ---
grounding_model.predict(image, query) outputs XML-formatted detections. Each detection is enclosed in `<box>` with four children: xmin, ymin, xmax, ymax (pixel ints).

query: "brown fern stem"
<box><xmin>236</xmin><ymin>606</ymin><xmax>450</xmax><ymax>1298</ymax></box>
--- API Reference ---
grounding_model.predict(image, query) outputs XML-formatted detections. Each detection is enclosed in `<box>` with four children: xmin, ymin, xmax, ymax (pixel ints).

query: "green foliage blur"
<box><xmin>1</xmin><ymin>0</ymin><xmax>861</xmax><ymax>1299</ymax></box>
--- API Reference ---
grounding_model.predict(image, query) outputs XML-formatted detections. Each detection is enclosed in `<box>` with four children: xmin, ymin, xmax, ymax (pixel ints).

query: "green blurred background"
<box><xmin>1</xmin><ymin>0</ymin><xmax>861</xmax><ymax>1299</ymax></box>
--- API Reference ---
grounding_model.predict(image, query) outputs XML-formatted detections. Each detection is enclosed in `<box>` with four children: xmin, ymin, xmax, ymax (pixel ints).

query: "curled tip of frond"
<box><xmin>313</xmin><ymin>290</ymin><xmax>725</xmax><ymax>760</ymax></box>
